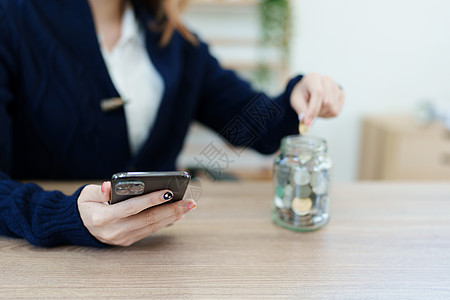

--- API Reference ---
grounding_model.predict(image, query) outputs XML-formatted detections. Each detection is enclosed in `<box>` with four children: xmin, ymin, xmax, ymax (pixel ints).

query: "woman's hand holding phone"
<box><xmin>77</xmin><ymin>181</ymin><xmax>197</xmax><ymax>246</ymax></box>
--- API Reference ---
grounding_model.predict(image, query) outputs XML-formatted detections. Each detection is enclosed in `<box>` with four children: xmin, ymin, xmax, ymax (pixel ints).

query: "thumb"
<box><xmin>98</xmin><ymin>181</ymin><xmax>112</xmax><ymax>203</ymax></box>
<box><xmin>79</xmin><ymin>182</ymin><xmax>111</xmax><ymax>204</ymax></box>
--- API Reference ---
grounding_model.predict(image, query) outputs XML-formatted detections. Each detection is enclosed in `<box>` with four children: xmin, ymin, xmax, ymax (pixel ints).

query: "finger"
<box><xmin>78</xmin><ymin>183</ymin><xmax>111</xmax><ymax>204</ymax></box>
<box><xmin>304</xmin><ymin>88</ymin><xmax>324</xmax><ymax>125</ymax></box>
<box><xmin>301</xmin><ymin>74</ymin><xmax>324</xmax><ymax>125</ymax></box>
<box><xmin>290</xmin><ymin>83</ymin><xmax>309</xmax><ymax>118</ymax></box>
<box><xmin>99</xmin><ymin>181</ymin><xmax>112</xmax><ymax>202</ymax></box>
<box><xmin>116</xmin><ymin>214</ymin><xmax>178</xmax><ymax>246</ymax></box>
<box><xmin>319</xmin><ymin>105</ymin><xmax>331</xmax><ymax>118</ymax></box>
<box><xmin>112</xmin><ymin>201</ymin><xmax>195</xmax><ymax>246</ymax></box>
<box><xmin>118</xmin><ymin>199</ymin><xmax>196</xmax><ymax>232</ymax></box>
<box><xmin>109</xmin><ymin>189</ymin><xmax>175</xmax><ymax>219</ymax></box>
<box><xmin>167</xmin><ymin>213</ymin><xmax>187</xmax><ymax>227</ymax></box>
<box><xmin>124</xmin><ymin>211</ymin><xmax>191</xmax><ymax>246</ymax></box>
<box><xmin>319</xmin><ymin>78</ymin><xmax>337</xmax><ymax>117</ymax></box>
<box><xmin>324</xmin><ymin>81</ymin><xmax>345</xmax><ymax>118</ymax></box>
<box><xmin>101</xmin><ymin>181</ymin><xmax>111</xmax><ymax>194</ymax></box>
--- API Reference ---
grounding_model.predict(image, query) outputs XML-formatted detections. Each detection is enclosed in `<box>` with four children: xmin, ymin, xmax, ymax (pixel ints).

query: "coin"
<box><xmin>279</xmin><ymin>208</ymin><xmax>293</xmax><ymax>222</ymax></box>
<box><xmin>291</xmin><ymin>197</ymin><xmax>313</xmax><ymax>216</ymax></box>
<box><xmin>282</xmin><ymin>184</ymin><xmax>294</xmax><ymax>208</ymax></box>
<box><xmin>292</xmin><ymin>168</ymin><xmax>311</xmax><ymax>185</ymax></box>
<box><xmin>283</xmin><ymin>184</ymin><xmax>294</xmax><ymax>197</ymax></box>
<box><xmin>296</xmin><ymin>184</ymin><xmax>312</xmax><ymax>198</ymax></box>
<box><xmin>299</xmin><ymin>122</ymin><xmax>310</xmax><ymax>135</ymax></box>
<box><xmin>313</xmin><ymin>181</ymin><xmax>328</xmax><ymax>195</ymax></box>
<box><xmin>311</xmin><ymin>172</ymin><xmax>328</xmax><ymax>195</ymax></box>
<box><xmin>275</xmin><ymin>165</ymin><xmax>290</xmax><ymax>185</ymax></box>
<box><xmin>274</xmin><ymin>196</ymin><xmax>285</xmax><ymax>208</ymax></box>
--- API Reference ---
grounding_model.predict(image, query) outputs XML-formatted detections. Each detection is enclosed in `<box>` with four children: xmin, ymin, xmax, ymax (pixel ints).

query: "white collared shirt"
<box><xmin>100</xmin><ymin>6</ymin><xmax>164</xmax><ymax>155</ymax></box>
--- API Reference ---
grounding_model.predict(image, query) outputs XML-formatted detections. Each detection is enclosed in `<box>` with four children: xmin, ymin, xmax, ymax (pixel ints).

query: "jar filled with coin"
<box><xmin>272</xmin><ymin>135</ymin><xmax>332</xmax><ymax>231</ymax></box>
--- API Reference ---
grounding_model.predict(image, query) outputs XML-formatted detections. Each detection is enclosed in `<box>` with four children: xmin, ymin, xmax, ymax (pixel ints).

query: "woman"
<box><xmin>0</xmin><ymin>0</ymin><xmax>344</xmax><ymax>247</ymax></box>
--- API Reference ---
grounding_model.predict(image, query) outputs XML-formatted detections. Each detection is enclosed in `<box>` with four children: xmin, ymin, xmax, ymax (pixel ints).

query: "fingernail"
<box><xmin>188</xmin><ymin>201</ymin><xmax>197</xmax><ymax>210</ymax></box>
<box><xmin>305</xmin><ymin>118</ymin><xmax>313</xmax><ymax>126</ymax></box>
<box><xmin>101</xmin><ymin>181</ymin><xmax>107</xmax><ymax>193</ymax></box>
<box><xmin>162</xmin><ymin>191</ymin><xmax>174</xmax><ymax>201</ymax></box>
<box><xmin>298</xmin><ymin>113</ymin><xmax>304</xmax><ymax>122</ymax></box>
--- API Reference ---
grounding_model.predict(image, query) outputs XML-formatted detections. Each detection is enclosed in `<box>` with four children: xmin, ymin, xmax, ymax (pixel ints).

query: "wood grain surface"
<box><xmin>1</xmin><ymin>181</ymin><xmax>449</xmax><ymax>299</ymax></box>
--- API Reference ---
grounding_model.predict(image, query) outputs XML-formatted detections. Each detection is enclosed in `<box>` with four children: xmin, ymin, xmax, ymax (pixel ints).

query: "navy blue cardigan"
<box><xmin>0</xmin><ymin>0</ymin><xmax>301</xmax><ymax>247</ymax></box>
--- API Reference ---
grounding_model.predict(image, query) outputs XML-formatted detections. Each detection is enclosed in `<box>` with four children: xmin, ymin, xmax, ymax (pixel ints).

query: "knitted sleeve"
<box><xmin>195</xmin><ymin>41</ymin><xmax>303</xmax><ymax>154</ymax></box>
<box><xmin>0</xmin><ymin>2</ymin><xmax>105</xmax><ymax>247</ymax></box>
<box><xmin>0</xmin><ymin>173</ymin><xmax>106</xmax><ymax>247</ymax></box>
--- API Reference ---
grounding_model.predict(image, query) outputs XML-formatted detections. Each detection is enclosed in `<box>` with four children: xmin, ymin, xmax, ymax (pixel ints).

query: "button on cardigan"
<box><xmin>0</xmin><ymin>0</ymin><xmax>302</xmax><ymax>247</ymax></box>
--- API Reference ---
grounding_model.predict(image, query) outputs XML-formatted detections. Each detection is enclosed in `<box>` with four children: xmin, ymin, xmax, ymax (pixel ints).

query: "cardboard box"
<box><xmin>358</xmin><ymin>115</ymin><xmax>450</xmax><ymax>180</ymax></box>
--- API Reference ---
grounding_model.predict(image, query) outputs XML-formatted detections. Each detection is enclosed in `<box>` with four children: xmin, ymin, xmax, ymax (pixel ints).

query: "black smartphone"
<box><xmin>110</xmin><ymin>171</ymin><xmax>191</xmax><ymax>205</ymax></box>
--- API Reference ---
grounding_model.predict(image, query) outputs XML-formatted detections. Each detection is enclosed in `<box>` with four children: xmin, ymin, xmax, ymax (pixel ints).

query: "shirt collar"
<box><xmin>118</xmin><ymin>5</ymin><xmax>143</xmax><ymax>46</ymax></box>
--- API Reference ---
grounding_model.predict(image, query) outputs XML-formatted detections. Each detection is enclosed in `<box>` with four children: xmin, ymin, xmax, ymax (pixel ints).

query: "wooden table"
<box><xmin>1</xmin><ymin>181</ymin><xmax>450</xmax><ymax>299</ymax></box>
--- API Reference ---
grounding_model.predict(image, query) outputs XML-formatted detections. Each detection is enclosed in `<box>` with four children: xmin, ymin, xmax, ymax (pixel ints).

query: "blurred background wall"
<box><xmin>179</xmin><ymin>0</ymin><xmax>450</xmax><ymax>182</ymax></box>
<box><xmin>290</xmin><ymin>0</ymin><xmax>450</xmax><ymax>181</ymax></box>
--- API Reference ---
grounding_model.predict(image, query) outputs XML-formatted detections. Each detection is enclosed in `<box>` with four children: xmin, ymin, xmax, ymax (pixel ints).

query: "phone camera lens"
<box><xmin>116</xmin><ymin>181</ymin><xmax>144</xmax><ymax>195</ymax></box>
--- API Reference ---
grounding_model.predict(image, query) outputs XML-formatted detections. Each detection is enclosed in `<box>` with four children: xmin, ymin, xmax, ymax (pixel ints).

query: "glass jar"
<box><xmin>272</xmin><ymin>135</ymin><xmax>332</xmax><ymax>231</ymax></box>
